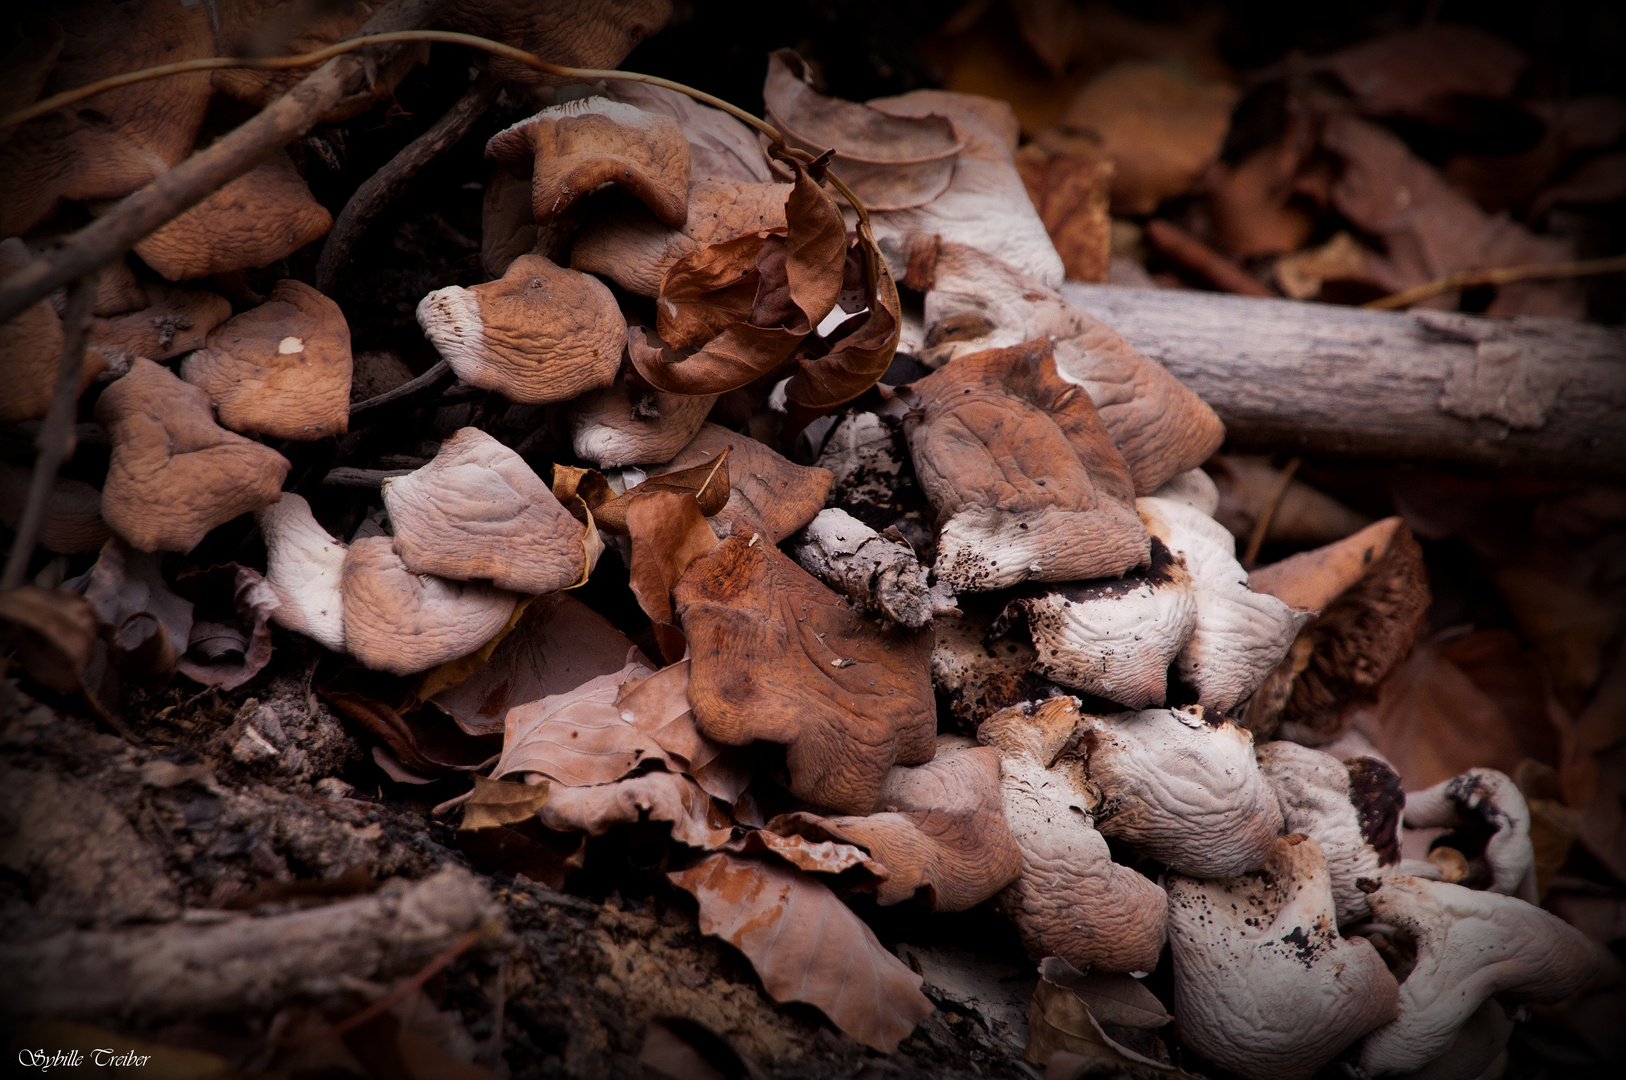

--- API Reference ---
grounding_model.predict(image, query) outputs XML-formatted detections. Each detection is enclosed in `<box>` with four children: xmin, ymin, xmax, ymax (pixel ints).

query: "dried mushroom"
<box><xmin>254</xmin><ymin>492</ymin><xmax>346</xmax><ymax>652</ymax></box>
<box><xmin>417</xmin><ymin>253</ymin><xmax>625</xmax><ymax>404</ymax></box>
<box><xmin>904</xmin><ymin>338</ymin><xmax>1148</xmax><ymax>592</ymax></box>
<box><xmin>95</xmin><ymin>358</ymin><xmax>289</xmax><ymax>553</ymax></box>
<box><xmin>181</xmin><ymin>279</ymin><xmax>352</xmax><ymax>440</ymax></box>
<box><xmin>649</xmin><ymin>423</ymin><xmax>832</xmax><ymax>543</ymax></box>
<box><xmin>566</xmin><ymin>381</ymin><xmax>717</xmax><ymax>469</ymax></box>
<box><xmin>382</xmin><ymin>428</ymin><xmax>596</xmax><ymax>596</ymax></box>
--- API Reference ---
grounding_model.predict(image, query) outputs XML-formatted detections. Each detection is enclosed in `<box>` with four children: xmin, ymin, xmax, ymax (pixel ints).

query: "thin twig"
<box><xmin>323</xmin><ymin>467</ymin><xmax>414</xmax><ymax>488</ymax></box>
<box><xmin>1242</xmin><ymin>457</ymin><xmax>1301</xmax><ymax>568</ymax></box>
<box><xmin>348</xmin><ymin>359</ymin><xmax>453</xmax><ymax>418</ymax></box>
<box><xmin>285</xmin><ymin>927</ymin><xmax>485</xmax><ymax>1047</ymax></box>
<box><xmin>316</xmin><ymin>73</ymin><xmax>503</xmax><ymax>292</ymax></box>
<box><xmin>0</xmin><ymin>0</ymin><xmax>450</xmax><ymax>325</ymax></box>
<box><xmin>1145</xmin><ymin>220</ymin><xmax>1276</xmax><ymax>299</ymax></box>
<box><xmin>1</xmin><ymin>275</ymin><xmax>96</xmax><ymax>591</ymax></box>
<box><xmin>1364</xmin><ymin>253</ymin><xmax>1626</xmax><ymax>310</ymax></box>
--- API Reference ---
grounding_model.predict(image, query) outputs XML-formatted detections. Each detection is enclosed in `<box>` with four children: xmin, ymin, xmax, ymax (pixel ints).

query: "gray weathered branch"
<box><xmin>1061</xmin><ymin>284</ymin><xmax>1626</xmax><ymax>478</ymax></box>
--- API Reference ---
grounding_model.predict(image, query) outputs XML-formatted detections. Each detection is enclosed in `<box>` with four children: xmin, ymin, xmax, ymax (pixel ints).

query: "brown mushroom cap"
<box><xmin>1166</xmin><ymin>835</ymin><xmax>1400</xmax><ymax>1080</ymax></box>
<box><xmin>912</xmin><ymin>241</ymin><xmax>1224</xmax><ymax>495</ymax></box>
<box><xmin>382</xmin><ymin>427</ymin><xmax>594</xmax><ymax>595</ymax></box>
<box><xmin>94</xmin><ymin>358</ymin><xmax>289</xmax><ymax>553</ymax></box>
<box><xmin>0</xmin><ymin>0</ymin><xmax>215</xmax><ymax>236</ymax></box>
<box><xmin>417</xmin><ymin>253</ymin><xmax>625</xmax><ymax>404</ymax></box>
<box><xmin>89</xmin><ymin>286</ymin><xmax>232</xmax><ymax>374</ymax></box>
<box><xmin>132</xmin><ymin>151</ymin><xmax>332</xmax><ymax>281</ymax></box>
<box><xmin>486</xmin><ymin>97</ymin><xmax>690</xmax><ymax>227</ymax></box>
<box><xmin>1244</xmin><ymin>518</ymin><xmax>1430</xmax><ymax>741</ymax></box>
<box><xmin>977</xmin><ymin>697</ymin><xmax>1168</xmax><ymax>973</ymax></box>
<box><xmin>339</xmin><ymin>535</ymin><xmax>518</xmax><ymax>676</ymax></box>
<box><xmin>1073</xmin><ymin>705</ymin><xmax>1284</xmax><ymax>876</ymax></box>
<box><xmin>0</xmin><ymin>236</ymin><xmax>104</xmax><ymax>424</ymax></box>
<box><xmin>0</xmin><ymin>463</ymin><xmax>110</xmax><ymax>554</ymax></box>
<box><xmin>904</xmin><ymin>338</ymin><xmax>1148</xmax><ymax>591</ymax></box>
<box><xmin>571</xmin><ymin>179</ymin><xmax>791</xmax><ymax>297</ymax></box>
<box><xmin>438</xmin><ymin>0</ymin><xmax>671</xmax><ymax>86</ymax></box>
<box><xmin>649</xmin><ymin>423</ymin><xmax>833</xmax><ymax>543</ymax></box>
<box><xmin>674</xmin><ymin>525</ymin><xmax>937</xmax><ymax>815</ymax></box>
<box><xmin>180</xmin><ymin>280</ymin><xmax>351</xmax><ymax>440</ymax></box>
<box><xmin>566</xmin><ymin>381</ymin><xmax>717</xmax><ymax>468</ymax></box>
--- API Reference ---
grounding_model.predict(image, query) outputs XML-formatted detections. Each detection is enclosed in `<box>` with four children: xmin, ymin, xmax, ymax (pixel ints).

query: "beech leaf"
<box><xmin>460</xmin><ymin>774</ymin><xmax>551</xmax><ymax>832</ymax></box>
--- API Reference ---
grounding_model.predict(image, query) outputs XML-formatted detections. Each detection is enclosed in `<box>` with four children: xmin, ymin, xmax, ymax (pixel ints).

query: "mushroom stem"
<box><xmin>315</xmin><ymin>72</ymin><xmax>502</xmax><ymax>293</ymax></box>
<box><xmin>0</xmin><ymin>275</ymin><xmax>95</xmax><ymax>591</ymax></box>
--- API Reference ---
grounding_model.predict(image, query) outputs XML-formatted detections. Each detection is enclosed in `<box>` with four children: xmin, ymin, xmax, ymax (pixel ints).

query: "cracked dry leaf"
<box><xmin>903</xmin><ymin>338</ymin><xmax>1148</xmax><ymax>592</ymax></box>
<box><xmin>430</xmin><ymin>592</ymin><xmax>649</xmax><ymax>738</ymax></box>
<box><xmin>180</xmin><ymin>279</ymin><xmax>351</xmax><ymax>441</ymax></box>
<box><xmin>95</xmin><ymin>358</ymin><xmax>289</xmax><ymax>554</ymax></box>
<box><xmin>650</xmin><ymin>424</ymin><xmax>833</xmax><ymax>544</ymax></box>
<box><xmin>668</xmin><ymin>852</ymin><xmax>935</xmax><ymax>1053</ymax></box>
<box><xmin>1015</xmin><ymin>129</ymin><xmax>1114</xmax><ymax>283</ymax></box>
<box><xmin>627</xmin><ymin>490</ymin><xmax>722</xmax><ymax>664</ymax></box>
<box><xmin>631</xmin><ymin>161</ymin><xmax>844</xmax><ymax>397</ymax></box>
<box><xmin>674</xmin><ymin>527</ymin><xmax>936</xmax><ymax>815</ymax></box>
<box><xmin>486</xmin><ymin>96</ymin><xmax>690</xmax><ymax>227</ymax></box>
<box><xmin>491</xmin><ymin>662</ymin><xmax>674</xmax><ymax>787</ymax></box>
<box><xmin>765</xmin><ymin>50</ymin><xmax>962</xmax><ymax>212</ymax></box>
<box><xmin>913</xmin><ymin>242</ymin><xmax>1223</xmax><ymax>494</ymax></box>
<box><xmin>382</xmin><ymin>428</ymin><xmax>595</xmax><ymax>595</ymax></box>
<box><xmin>765</xmin><ymin>742</ymin><xmax>1022</xmax><ymax>910</ymax></box>
<box><xmin>418</xmin><ymin>253</ymin><xmax>625</xmax><ymax>405</ymax></box>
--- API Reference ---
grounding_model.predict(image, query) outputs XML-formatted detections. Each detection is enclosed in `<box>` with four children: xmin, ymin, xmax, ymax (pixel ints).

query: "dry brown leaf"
<box><xmin>627</xmin><ymin>490</ymin><xmax>722</xmax><ymax>664</ymax></box>
<box><xmin>764</xmin><ymin>50</ymin><xmax>962</xmax><ymax>212</ymax></box>
<box><xmin>76</xmin><ymin>537</ymin><xmax>194</xmax><ymax>682</ymax></box>
<box><xmin>1319</xmin><ymin>24</ymin><xmax>1527</xmax><ymax>117</ymax></box>
<box><xmin>1061</xmin><ymin>62</ymin><xmax>1238</xmax><ymax>216</ymax></box>
<box><xmin>1209</xmin><ymin>456</ymin><xmax>1373</xmax><ymax>547</ymax></box>
<box><xmin>539</xmin><ymin>769</ymin><xmax>735</xmax><ymax>850</ymax></box>
<box><xmin>1273</xmin><ymin>232</ymin><xmax>1382</xmax><ymax>301</ymax></box>
<box><xmin>1016</xmin><ymin>131</ymin><xmax>1114</xmax><ymax>283</ymax></box>
<box><xmin>491</xmin><ymin>663</ymin><xmax>668</xmax><ymax>787</ymax></box>
<box><xmin>726</xmin><ymin>828</ymin><xmax>884</xmax><ymax>878</ymax></box>
<box><xmin>649</xmin><ymin>424</ymin><xmax>833</xmax><ymax>544</ymax></box>
<box><xmin>0</xmin><ymin>464</ymin><xmax>109</xmax><ymax>555</ymax></box>
<box><xmin>319</xmin><ymin>671</ymin><xmax>502</xmax><ymax>778</ymax></box>
<box><xmin>1208</xmin><ymin>120</ymin><xmax>1316</xmax><ymax>259</ymax></box>
<box><xmin>592</xmin><ymin>450</ymin><xmax>733</xmax><ymax>536</ymax></box>
<box><xmin>764</xmin><ymin>743</ymin><xmax>1022</xmax><ymax>910</ymax></box>
<box><xmin>638</xmin><ymin>1016</ymin><xmax>772</xmax><ymax>1080</ymax></box>
<box><xmin>460</xmin><ymin>774</ymin><xmax>551</xmax><ymax>832</ymax></box>
<box><xmin>0</xmin><ymin>586</ymin><xmax>98</xmax><ymax>694</ymax></box>
<box><xmin>615</xmin><ymin>660</ymin><xmax>752</xmax><ymax>804</ymax></box>
<box><xmin>429</xmin><ymin>592</ymin><xmax>649</xmax><ymax>737</ymax></box>
<box><xmin>903</xmin><ymin>338</ymin><xmax>1148</xmax><ymax>592</ymax></box>
<box><xmin>668</xmin><ymin>852</ymin><xmax>935</xmax><ymax>1053</ymax></box>
<box><xmin>674</xmin><ymin>526</ymin><xmax>936</xmax><ymax>815</ymax></box>
<box><xmin>1024</xmin><ymin>957</ymin><xmax>1188</xmax><ymax>1074</ymax></box>
<box><xmin>171</xmin><ymin>563</ymin><xmax>280</xmax><ymax>692</ymax></box>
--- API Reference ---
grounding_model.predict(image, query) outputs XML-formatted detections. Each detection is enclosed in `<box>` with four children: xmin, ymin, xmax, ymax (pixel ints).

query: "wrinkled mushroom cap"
<box><xmin>567</xmin><ymin>381</ymin><xmax>717</xmax><ymax>468</ymax></box>
<box><xmin>133</xmin><ymin>152</ymin><xmax>333</xmax><ymax>281</ymax></box>
<box><xmin>1166</xmin><ymin>835</ymin><xmax>1400</xmax><ymax>1080</ymax></box>
<box><xmin>339</xmin><ymin>535</ymin><xmax>518</xmax><ymax>676</ymax></box>
<box><xmin>382</xmin><ymin>427</ymin><xmax>594</xmax><ymax>595</ymax></box>
<box><xmin>89</xmin><ymin>286</ymin><xmax>232</xmax><ymax>374</ymax></box>
<box><xmin>417</xmin><ymin>253</ymin><xmax>625</xmax><ymax>404</ymax></box>
<box><xmin>0</xmin><ymin>464</ymin><xmax>110</xmax><ymax>554</ymax></box>
<box><xmin>1075</xmin><ymin>705</ymin><xmax>1284</xmax><ymax>876</ymax></box>
<box><xmin>181</xmin><ymin>279</ymin><xmax>352</xmax><ymax>440</ymax></box>
<box><xmin>1358</xmin><ymin>875</ymin><xmax>1606</xmax><ymax>1075</ymax></box>
<box><xmin>94</xmin><ymin>358</ymin><xmax>290</xmax><ymax>553</ymax></box>
<box><xmin>486</xmin><ymin>96</ymin><xmax>690</xmax><ymax>227</ymax></box>
<box><xmin>438</xmin><ymin>0</ymin><xmax>671</xmax><ymax>85</ymax></box>
<box><xmin>254</xmin><ymin>492</ymin><xmax>346</xmax><ymax>652</ymax></box>
<box><xmin>1403</xmin><ymin>768</ymin><xmax>1535</xmax><ymax>899</ymax></box>
<box><xmin>650</xmin><ymin>423</ymin><xmax>832</xmax><ymax>543</ymax></box>
<box><xmin>977</xmin><ymin>697</ymin><xmax>1168</xmax><ymax>973</ymax></box>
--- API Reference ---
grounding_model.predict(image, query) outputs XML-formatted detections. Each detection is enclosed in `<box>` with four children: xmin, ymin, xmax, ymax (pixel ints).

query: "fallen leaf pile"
<box><xmin>1</xmin><ymin>2</ymin><xmax>1622</xmax><ymax>1076</ymax></box>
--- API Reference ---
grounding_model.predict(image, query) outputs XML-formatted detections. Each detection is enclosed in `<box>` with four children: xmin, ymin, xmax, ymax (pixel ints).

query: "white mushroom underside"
<box><xmin>935</xmin><ymin>504</ymin><xmax>1147</xmax><ymax>592</ymax></box>
<box><xmin>1257</xmin><ymin>741</ymin><xmax>1386</xmax><ymax>924</ymax></box>
<box><xmin>255</xmin><ymin>494</ymin><xmax>346</xmax><ymax>651</ymax></box>
<box><xmin>415</xmin><ymin>286</ymin><xmax>489</xmax><ymax>389</ymax></box>
<box><xmin>1024</xmin><ymin>577</ymin><xmax>1196</xmax><ymax>708</ymax></box>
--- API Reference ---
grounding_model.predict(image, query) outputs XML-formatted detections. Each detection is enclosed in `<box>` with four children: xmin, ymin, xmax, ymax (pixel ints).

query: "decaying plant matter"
<box><xmin>1</xmin><ymin>3</ymin><xmax>1619</xmax><ymax>1077</ymax></box>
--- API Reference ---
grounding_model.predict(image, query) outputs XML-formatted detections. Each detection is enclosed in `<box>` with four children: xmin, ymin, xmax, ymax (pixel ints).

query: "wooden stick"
<box><xmin>1241</xmin><ymin>457</ymin><xmax>1299</xmax><ymax>567</ymax></box>
<box><xmin>287</xmin><ymin>927</ymin><xmax>485</xmax><ymax>1046</ymax></box>
<box><xmin>315</xmin><ymin>72</ymin><xmax>502</xmax><ymax>292</ymax></box>
<box><xmin>1</xmin><ymin>276</ymin><xmax>96</xmax><ymax>591</ymax></box>
<box><xmin>1145</xmin><ymin>219</ymin><xmax>1276</xmax><ymax>299</ymax></box>
<box><xmin>1364</xmin><ymin>253</ymin><xmax>1626</xmax><ymax>310</ymax></box>
<box><xmin>348</xmin><ymin>359</ymin><xmax>452</xmax><ymax>419</ymax></box>
<box><xmin>0</xmin><ymin>0</ymin><xmax>450</xmax><ymax>326</ymax></box>
<box><xmin>1061</xmin><ymin>283</ymin><xmax>1626</xmax><ymax>478</ymax></box>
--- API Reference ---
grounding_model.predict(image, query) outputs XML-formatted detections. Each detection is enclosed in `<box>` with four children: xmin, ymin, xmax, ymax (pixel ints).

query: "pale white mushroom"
<box><xmin>1167</xmin><ymin>835</ymin><xmax>1400</xmax><ymax>1080</ymax></box>
<box><xmin>978</xmin><ymin>697</ymin><xmax>1168</xmax><ymax>974</ymax></box>
<box><xmin>1256</xmin><ymin>741</ymin><xmax>1405</xmax><ymax>923</ymax></box>
<box><xmin>1152</xmin><ymin>467</ymin><xmax>1220</xmax><ymax>515</ymax></box>
<box><xmin>1358</xmin><ymin>876</ymin><xmax>1605</xmax><ymax>1075</ymax></box>
<box><xmin>1073</xmin><ymin>705</ymin><xmax>1283</xmax><ymax>876</ymax></box>
<box><xmin>254</xmin><ymin>493</ymin><xmax>346</xmax><ymax>651</ymax></box>
<box><xmin>1138</xmin><ymin>495</ymin><xmax>1312</xmax><ymax>713</ymax></box>
<box><xmin>1010</xmin><ymin>536</ymin><xmax>1196</xmax><ymax>708</ymax></box>
<box><xmin>1403</xmin><ymin>769</ymin><xmax>1537</xmax><ymax>901</ymax></box>
<box><xmin>339</xmin><ymin>536</ymin><xmax>518</xmax><ymax>676</ymax></box>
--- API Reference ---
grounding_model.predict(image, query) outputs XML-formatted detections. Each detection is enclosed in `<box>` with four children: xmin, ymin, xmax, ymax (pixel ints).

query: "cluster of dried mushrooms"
<box><xmin>0</xmin><ymin>1</ymin><xmax>1615</xmax><ymax>1076</ymax></box>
